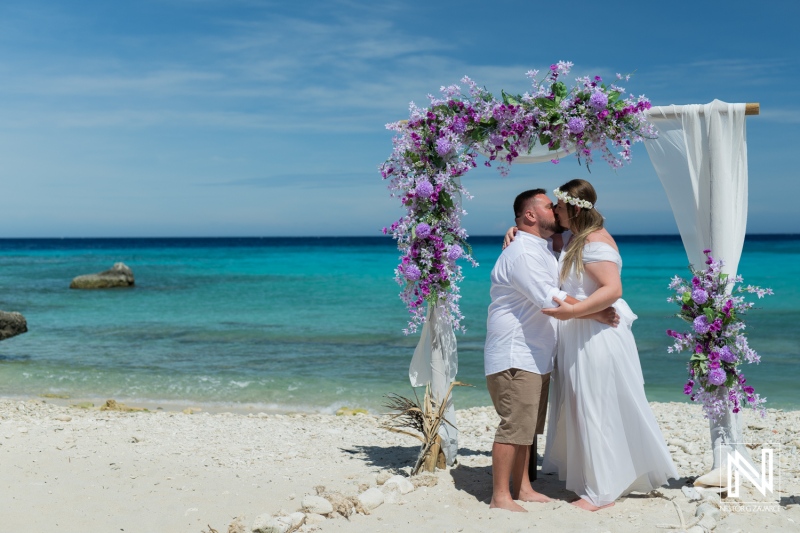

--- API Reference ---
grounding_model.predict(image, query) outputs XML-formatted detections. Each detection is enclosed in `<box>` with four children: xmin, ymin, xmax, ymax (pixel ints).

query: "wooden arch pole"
<box><xmin>646</xmin><ymin>102</ymin><xmax>760</xmax><ymax>118</ymax></box>
<box><xmin>400</xmin><ymin>103</ymin><xmax>759</xmax><ymax>124</ymax></box>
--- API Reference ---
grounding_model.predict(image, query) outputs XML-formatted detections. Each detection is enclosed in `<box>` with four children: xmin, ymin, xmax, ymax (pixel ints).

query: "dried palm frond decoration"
<box><xmin>382</xmin><ymin>381</ymin><xmax>470</xmax><ymax>474</ymax></box>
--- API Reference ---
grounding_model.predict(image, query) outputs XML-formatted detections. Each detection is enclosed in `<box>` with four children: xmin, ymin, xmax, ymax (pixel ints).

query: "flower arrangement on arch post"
<box><xmin>667</xmin><ymin>249</ymin><xmax>774</xmax><ymax>421</ymax></box>
<box><xmin>381</xmin><ymin>62</ymin><xmax>657</xmax><ymax>334</ymax></box>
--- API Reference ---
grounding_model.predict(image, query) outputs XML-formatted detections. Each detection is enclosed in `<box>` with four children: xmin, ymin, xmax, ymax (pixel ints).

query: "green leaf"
<box><xmin>551</xmin><ymin>139</ymin><xmax>561</xmax><ymax>151</ymax></box>
<box><xmin>725</xmin><ymin>373</ymin><xmax>736</xmax><ymax>388</ymax></box>
<box><xmin>443</xmin><ymin>234</ymin><xmax>455</xmax><ymax>244</ymax></box>
<box><xmin>539</xmin><ymin>133</ymin><xmax>551</xmax><ymax>146</ymax></box>
<box><xmin>439</xmin><ymin>191</ymin><xmax>454</xmax><ymax>209</ymax></box>
<box><xmin>553</xmin><ymin>81</ymin><xmax>568</xmax><ymax>100</ymax></box>
<box><xmin>501</xmin><ymin>90</ymin><xmax>520</xmax><ymax>106</ymax></box>
<box><xmin>535</xmin><ymin>97</ymin><xmax>557</xmax><ymax>110</ymax></box>
<box><xmin>690</xmin><ymin>352</ymin><xmax>708</xmax><ymax>362</ymax></box>
<box><xmin>682</xmin><ymin>292</ymin><xmax>692</xmax><ymax>304</ymax></box>
<box><xmin>607</xmin><ymin>91</ymin><xmax>621</xmax><ymax>103</ymax></box>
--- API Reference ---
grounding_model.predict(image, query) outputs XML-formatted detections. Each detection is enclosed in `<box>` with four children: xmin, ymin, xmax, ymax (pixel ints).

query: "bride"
<box><xmin>538</xmin><ymin>178</ymin><xmax>677</xmax><ymax>510</ymax></box>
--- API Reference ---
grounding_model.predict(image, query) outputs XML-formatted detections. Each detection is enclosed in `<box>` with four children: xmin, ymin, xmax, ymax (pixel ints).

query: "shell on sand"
<box><xmin>693</xmin><ymin>467</ymin><xmax>727</xmax><ymax>492</ymax></box>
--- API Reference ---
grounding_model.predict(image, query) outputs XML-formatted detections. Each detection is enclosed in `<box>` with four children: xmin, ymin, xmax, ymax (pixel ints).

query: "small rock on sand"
<box><xmin>301</xmin><ymin>495</ymin><xmax>333</xmax><ymax>515</ymax></box>
<box><xmin>384</xmin><ymin>475</ymin><xmax>414</xmax><ymax>495</ymax></box>
<box><xmin>251</xmin><ymin>513</ymin><xmax>293</xmax><ymax>533</ymax></box>
<box><xmin>357</xmin><ymin>488</ymin><xmax>385</xmax><ymax>511</ymax></box>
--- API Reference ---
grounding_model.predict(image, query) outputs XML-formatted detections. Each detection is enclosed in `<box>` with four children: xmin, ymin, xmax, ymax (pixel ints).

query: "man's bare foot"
<box><xmin>570</xmin><ymin>498</ymin><xmax>615</xmax><ymax>512</ymax></box>
<box><xmin>490</xmin><ymin>497</ymin><xmax>528</xmax><ymax>512</ymax></box>
<box><xmin>514</xmin><ymin>489</ymin><xmax>553</xmax><ymax>503</ymax></box>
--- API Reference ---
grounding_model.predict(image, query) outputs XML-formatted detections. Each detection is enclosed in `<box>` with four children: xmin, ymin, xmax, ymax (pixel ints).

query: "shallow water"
<box><xmin>0</xmin><ymin>236</ymin><xmax>796</xmax><ymax>413</ymax></box>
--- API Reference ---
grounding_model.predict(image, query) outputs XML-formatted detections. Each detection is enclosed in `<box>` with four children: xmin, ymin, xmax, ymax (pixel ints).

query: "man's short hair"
<box><xmin>514</xmin><ymin>189</ymin><xmax>546</xmax><ymax>218</ymax></box>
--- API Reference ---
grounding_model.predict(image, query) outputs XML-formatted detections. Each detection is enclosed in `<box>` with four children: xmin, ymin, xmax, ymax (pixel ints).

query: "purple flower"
<box><xmin>414</xmin><ymin>180</ymin><xmax>434</xmax><ymax>199</ymax></box>
<box><xmin>589</xmin><ymin>91</ymin><xmax>608</xmax><ymax>109</ymax></box>
<box><xmin>691</xmin><ymin>288</ymin><xmax>708</xmax><ymax>304</ymax></box>
<box><xmin>722</xmin><ymin>299</ymin><xmax>734</xmax><ymax>316</ymax></box>
<box><xmin>447</xmin><ymin>245</ymin><xmax>463</xmax><ymax>261</ymax></box>
<box><xmin>404</xmin><ymin>264</ymin><xmax>421</xmax><ymax>281</ymax></box>
<box><xmin>435</xmin><ymin>137</ymin><xmax>452</xmax><ymax>155</ymax></box>
<box><xmin>568</xmin><ymin>117</ymin><xmax>586</xmax><ymax>134</ymax></box>
<box><xmin>684</xmin><ymin>380</ymin><xmax>694</xmax><ymax>395</ymax></box>
<box><xmin>707</xmin><ymin>367</ymin><xmax>726</xmax><ymax>386</ymax></box>
<box><xmin>693</xmin><ymin>315</ymin><xmax>710</xmax><ymax>335</ymax></box>
<box><xmin>666</xmin><ymin>329</ymin><xmax>683</xmax><ymax>339</ymax></box>
<box><xmin>415</xmin><ymin>223</ymin><xmax>431</xmax><ymax>239</ymax></box>
<box><xmin>598</xmin><ymin>109</ymin><xmax>609</xmax><ymax>120</ymax></box>
<box><xmin>720</xmin><ymin>345</ymin><xmax>737</xmax><ymax>363</ymax></box>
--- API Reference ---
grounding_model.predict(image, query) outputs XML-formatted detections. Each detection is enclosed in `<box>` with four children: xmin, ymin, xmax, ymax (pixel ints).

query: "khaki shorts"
<box><xmin>486</xmin><ymin>369</ymin><xmax>550</xmax><ymax>445</ymax></box>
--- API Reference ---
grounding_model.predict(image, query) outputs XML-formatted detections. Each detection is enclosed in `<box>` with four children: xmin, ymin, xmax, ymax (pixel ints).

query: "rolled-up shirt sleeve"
<box><xmin>509</xmin><ymin>253</ymin><xmax>567</xmax><ymax>309</ymax></box>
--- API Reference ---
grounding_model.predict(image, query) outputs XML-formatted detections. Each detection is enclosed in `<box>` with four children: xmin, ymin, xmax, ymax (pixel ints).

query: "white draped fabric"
<box><xmin>644</xmin><ymin>100</ymin><xmax>752</xmax><ymax>471</ymax></box>
<box><xmin>644</xmin><ymin>100</ymin><xmax>748</xmax><ymax>278</ymax></box>
<box><xmin>409</xmin><ymin>304</ymin><xmax>458</xmax><ymax>465</ymax></box>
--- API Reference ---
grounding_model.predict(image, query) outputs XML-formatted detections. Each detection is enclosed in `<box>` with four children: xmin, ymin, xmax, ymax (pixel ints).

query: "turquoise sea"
<box><xmin>0</xmin><ymin>236</ymin><xmax>796</xmax><ymax>413</ymax></box>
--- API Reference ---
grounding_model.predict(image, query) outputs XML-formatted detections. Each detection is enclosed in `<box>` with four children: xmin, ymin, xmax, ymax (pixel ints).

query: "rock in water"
<box><xmin>0</xmin><ymin>311</ymin><xmax>28</xmax><ymax>340</ymax></box>
<box><xmin>70</xmin><ymin>262</ymin><xmax>134</xmax><ymax>289</ymax></box>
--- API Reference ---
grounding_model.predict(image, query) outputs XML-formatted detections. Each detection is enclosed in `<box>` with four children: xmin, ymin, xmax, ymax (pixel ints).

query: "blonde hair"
<box><xmin>558</xmin><ymin>179</ymin><xmax>605</xmax><ymax>284</ymax></box>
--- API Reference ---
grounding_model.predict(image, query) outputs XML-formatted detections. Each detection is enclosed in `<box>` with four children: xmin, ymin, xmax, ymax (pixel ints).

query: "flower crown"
<box><xmin>553</xmin><ymin>188</ymin><xmax>594</xmax><ymax>210</ymax></box>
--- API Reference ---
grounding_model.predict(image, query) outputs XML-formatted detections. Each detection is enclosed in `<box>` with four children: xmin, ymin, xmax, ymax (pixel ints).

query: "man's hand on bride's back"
<box><xmin>502</xmin><ymin>226</ymin><xmax>517</xmax><ymax>250</ymax></box>
<box><xmin>597</xmin><ymin>306</ymin><xmax>619</xmax><ymax>328</ymax></box>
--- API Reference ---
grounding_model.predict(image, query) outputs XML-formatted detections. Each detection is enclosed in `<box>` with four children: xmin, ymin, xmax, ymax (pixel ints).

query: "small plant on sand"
<box><xmin>382</xmin><ymin>381</ymin><xmax>467</xmax><ymax>474</ymax></box>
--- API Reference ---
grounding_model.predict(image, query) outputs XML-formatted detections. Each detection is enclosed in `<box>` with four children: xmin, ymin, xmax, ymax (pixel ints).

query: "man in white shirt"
<box><xmin>485</xmin><ymin>189</ymin><xmax>616</xmax><ymax>512</ymax></box>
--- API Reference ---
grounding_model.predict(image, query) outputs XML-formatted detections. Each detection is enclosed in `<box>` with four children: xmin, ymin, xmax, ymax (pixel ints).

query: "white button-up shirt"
<box><xmin>484</xmin><ymin>231</ymin><xmax>566</xmax><ymax>376</ymax></box>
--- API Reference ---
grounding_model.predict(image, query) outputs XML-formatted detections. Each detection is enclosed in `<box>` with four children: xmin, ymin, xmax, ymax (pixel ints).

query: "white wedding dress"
<box><xmin>542</xmin><ymin>242</ymin><xmax>678</xmax><ymax>507</ymax></box>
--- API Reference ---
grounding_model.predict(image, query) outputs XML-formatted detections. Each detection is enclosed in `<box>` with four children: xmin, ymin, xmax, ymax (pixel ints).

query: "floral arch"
<box><xmin>380</xmin><ymin>61</ymin><xmax>761</xmax><ymax>476</ymax></box>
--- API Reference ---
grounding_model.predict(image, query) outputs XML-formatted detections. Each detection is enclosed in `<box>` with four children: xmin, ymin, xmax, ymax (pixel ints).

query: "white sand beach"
<box><xmin>1</xmin><ymin>398</ymin><xmax>797</xmax><ymax>533</ymax></box>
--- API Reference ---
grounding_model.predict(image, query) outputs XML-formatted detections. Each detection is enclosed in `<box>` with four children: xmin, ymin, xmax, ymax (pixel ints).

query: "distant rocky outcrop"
<box><xmin>70</xmin><ymin>262</ymin><xmax>135</xmax><ymax>289</ymax></box>
<box><xmin>0</xmin><ymin>311</ymin><xmax>28</xmax><ymax>341</ymax></box>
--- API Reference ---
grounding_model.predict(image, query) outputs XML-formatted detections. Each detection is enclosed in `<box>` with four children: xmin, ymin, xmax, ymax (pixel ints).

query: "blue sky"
<box><xmin>1</xmin><ymin>0</ymin><xmax>797</xmax><ymax>237</ymax></box>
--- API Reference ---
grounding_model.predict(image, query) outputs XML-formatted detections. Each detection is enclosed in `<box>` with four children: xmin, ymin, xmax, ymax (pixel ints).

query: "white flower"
<box><xmin>553</xmin><ymin>188</ymin><xmax>593</xmax><ymax>209</ymax></box>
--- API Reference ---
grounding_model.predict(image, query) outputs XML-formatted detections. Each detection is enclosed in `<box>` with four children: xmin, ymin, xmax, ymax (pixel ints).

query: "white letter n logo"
<box><xmin>726</xmin><ymin>449</ymin><xmax>774</xmax><ymax>497</ymax></box>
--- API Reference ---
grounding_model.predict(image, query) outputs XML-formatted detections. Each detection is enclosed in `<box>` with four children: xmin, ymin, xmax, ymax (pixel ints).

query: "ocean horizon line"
<box><xmin>0</xmin><ymin>234</ymin><xmax>797</xmax><ymax>251</ymax></box>
<box><xmin>0</xmin><ymin>233</ymin><xmax>797</xmax><ymax>242</ymax></box>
